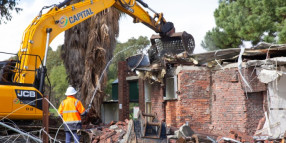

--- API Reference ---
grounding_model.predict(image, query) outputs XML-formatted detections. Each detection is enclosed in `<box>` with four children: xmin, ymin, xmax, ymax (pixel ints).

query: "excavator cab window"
<box><xmin>0</xmin><ymin>60</ymin><xmax>16</xmax><ymax>83</ymax></box>
<box><xmin>0</xmin><ymin>52</ymin><xmax>50</xmax><ymax>95</ymax></box>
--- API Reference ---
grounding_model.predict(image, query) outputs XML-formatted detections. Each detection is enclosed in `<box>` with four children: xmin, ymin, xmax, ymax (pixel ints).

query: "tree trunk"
<box><xmin>61</xmin><ymin>3</ymin><xmax>120</xmax><ymax>124</ymax></box>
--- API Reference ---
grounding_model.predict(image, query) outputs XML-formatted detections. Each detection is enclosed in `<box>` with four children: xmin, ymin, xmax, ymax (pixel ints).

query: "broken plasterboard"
<box><xmin>257</xmin><ymin>69</ymin><xmax>280</xmax><ymax>84</ymax></box>
<box><xmin>262</xmin><ymin>69</ymin><xmax>286</xmax><ymax>138</ymax></box>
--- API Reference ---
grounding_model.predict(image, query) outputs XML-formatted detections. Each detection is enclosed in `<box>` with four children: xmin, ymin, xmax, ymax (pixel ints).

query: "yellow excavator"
<box><xmin>0</xmin><ymin>0</ymin><xmax>194</xmax><ymax>120</ymax></box>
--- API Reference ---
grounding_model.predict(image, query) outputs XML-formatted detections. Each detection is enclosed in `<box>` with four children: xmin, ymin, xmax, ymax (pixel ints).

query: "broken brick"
<box><xmin>108</xmin><ymin>121</ymin><xmax>116</xmax><ymax>126</ymax></box>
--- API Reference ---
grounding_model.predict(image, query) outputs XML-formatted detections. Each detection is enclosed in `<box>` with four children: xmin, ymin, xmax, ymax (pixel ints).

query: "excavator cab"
<box><xmin>0</xmin><ymin>60</ymin><xmax>18</xmax><ymax>83</ymax></box>
<box><xmin>0</xmin><ymin>53</ymin><xmax>19</xmax><ymax>84</ymax></box>
<box><xmin>0</xmin><ymin>53</ymin><xmax>44</xmax><ymax>120</ymax></box>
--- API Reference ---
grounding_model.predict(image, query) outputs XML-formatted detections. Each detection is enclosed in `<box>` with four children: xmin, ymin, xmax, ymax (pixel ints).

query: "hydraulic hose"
<box><xmin>57</xmin><ymin>0</ymin><xmax>72</xmax><ymax>9</ymax></box>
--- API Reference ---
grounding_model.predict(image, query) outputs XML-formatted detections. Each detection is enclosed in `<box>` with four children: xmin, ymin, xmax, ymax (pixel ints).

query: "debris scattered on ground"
<box><xmin>80</xmin><ymin>120</ymin><xmax>129</xmax><ymax>143</ymax></box>
<box><xmin>79</xmin><ymin>111</ymin><xmax>221</xmax><ymax>143</ymax></box>
<box><xmin>216</xmin><ymin>129</ymin><xmax>254</xmax><ymax>143</ymax></box>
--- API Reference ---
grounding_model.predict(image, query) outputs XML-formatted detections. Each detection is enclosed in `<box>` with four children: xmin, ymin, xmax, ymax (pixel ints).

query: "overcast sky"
<box><xmin>0</xmin><ymin>0</ymin><xmax>219</xmax><ymax>60</ymax></box>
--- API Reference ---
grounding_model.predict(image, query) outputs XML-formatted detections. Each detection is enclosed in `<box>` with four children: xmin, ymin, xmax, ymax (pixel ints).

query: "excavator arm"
<box><xmin>0</xmin><ymin>0</ymin><xmax>194</xmax><ymax>120</ymax></box>
<box><xmin>113</xmin><ymin>0</ymin><xmax>174</xmax><ymax>34</ymax></box>
<box><xmin>15</xmin><ymin>0</ymin><xmax>174</xmax><ymax>88</ymax></box>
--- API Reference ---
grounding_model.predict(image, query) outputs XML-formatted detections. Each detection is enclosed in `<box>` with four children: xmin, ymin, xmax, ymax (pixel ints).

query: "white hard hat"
<box><xmin>65</xmin><ymin>86</ymin><xmax>77</xmax><ymax>96</ymax></box>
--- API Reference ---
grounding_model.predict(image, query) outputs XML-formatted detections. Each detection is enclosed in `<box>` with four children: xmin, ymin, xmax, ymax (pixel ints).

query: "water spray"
<box><xmin>88</xmin><ymin>45</ymin><xmax>144</xmax><ymax>107</ymax></box>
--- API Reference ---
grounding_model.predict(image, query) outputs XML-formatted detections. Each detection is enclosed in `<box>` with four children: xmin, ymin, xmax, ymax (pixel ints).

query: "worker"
<box><xmin>58</xmin><ymin>86</ymin><xmax>91</xmax><ymax>143</ymax></box>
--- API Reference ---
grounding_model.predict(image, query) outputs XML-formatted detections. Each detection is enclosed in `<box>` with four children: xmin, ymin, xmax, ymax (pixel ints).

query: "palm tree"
<box><xmin>61</xmin><ymin>3</ymin><xmax>120</xmax><ymax>124</ymax></box>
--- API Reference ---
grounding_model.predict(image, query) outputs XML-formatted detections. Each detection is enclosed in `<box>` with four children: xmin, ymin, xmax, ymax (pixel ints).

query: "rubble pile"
<box><xmin>81</xmin><ymin>120</ymin><xmax>129</xmax><ymax>143</ymax></box>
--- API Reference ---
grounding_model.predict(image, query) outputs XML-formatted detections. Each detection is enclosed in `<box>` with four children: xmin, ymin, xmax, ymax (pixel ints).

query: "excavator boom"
<box><xmin>15</xmin><ymin>0</ymin><xmax>175</xmax><ymax>86</ymax></box>
<box><xmin>0</xmin><ymin>0</ymin><xmax>194</xmax><ymax>120</ymax></box>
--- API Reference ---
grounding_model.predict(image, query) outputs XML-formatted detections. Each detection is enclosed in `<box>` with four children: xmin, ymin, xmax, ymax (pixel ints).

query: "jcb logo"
<box><xmin>15</xmin><ymin>90</ymin><xmax>36</xmax><ymax>98</ymax></box>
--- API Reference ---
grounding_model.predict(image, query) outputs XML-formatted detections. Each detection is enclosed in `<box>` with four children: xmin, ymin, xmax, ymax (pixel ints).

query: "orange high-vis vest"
<box><xmin>58</xmin><ymin>96</ymin><xmax>85</xmax><ymax>124</ymax></box>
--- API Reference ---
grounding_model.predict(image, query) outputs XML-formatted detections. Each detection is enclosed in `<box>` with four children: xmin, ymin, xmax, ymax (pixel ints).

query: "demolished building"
<box><xmin>104</xmin><ymin>41</ymin><xmax>286</xmax><ymax>140</ymax></box>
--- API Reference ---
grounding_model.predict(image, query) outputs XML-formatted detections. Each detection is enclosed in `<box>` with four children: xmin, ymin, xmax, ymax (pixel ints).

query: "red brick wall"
<box><xmin>118</xmin><ymin>61</ymin><xmax>129</xmax><ymax>121</ymax></box>
<box><xmin>245</xmin><ymin>92</ymin><xmax>264</xmax><ymax>135</ymax></box>
<box><xmin>210</xmin><ymin>68</ymin><xmax>265</xmax><ymax>136</ymax></box>
<box><xmin>211</xmin><ymin>68</ymin><xmax>247</xmax><ymax>135</ymax></box>
<box><xmin>117</xmin><ymin>63</ymin><xmax>265</xmax><ymax>135</ymax></box>
<box><xmin>138</xmin><ymin>79</ymin><xmax>145</xmax><ymax>113</ymax></box>
<box><xmin>166</xmin><ymin>100</ymin><xmax>179</xmax><ymax>127</ymax></box>
<box><xmin>239</xmin><ymin>67</ymin><xmax>266</xmax><ymax>92</ymax></box>
<box><xmin>163</xmin><ymin>67</ymin><xmax>265</xmax><ymax>136</ymax></box>
<box><xmin>150</xmin><ymin>82</ymin><xmax>165</xmax><ymax>121</ymax></box>
<box><xmin>175</xmin><ymin>69</ymin><xmax>212</xmax><ymax>132</ymax></box>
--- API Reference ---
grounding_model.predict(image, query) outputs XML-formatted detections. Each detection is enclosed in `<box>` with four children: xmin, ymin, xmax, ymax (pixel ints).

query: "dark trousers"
<box><xmin>65</xmin><ymin>131</ymin><xmax>79</xmax><ymax>143</ymax></box>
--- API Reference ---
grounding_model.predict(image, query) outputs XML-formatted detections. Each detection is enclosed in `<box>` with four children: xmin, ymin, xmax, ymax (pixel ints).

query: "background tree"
<box><xmin>45</xmin><ymin>46</ymin><xmax>68</xmax><ymax>108</ymax></box>
<box><xmin>202</xmin><ymin>0</ymin><xmax>286</xmax><ymax>50</ymax></box>
<box><xmin>61</xmin><ymin>1</ymin><xmax>120</xmax><ymax>124</ymax></box>
<box><xmin>49</xmin><ymin>64</ymin><xmax>68</xmax><ymax>106</ymax></box>
<box><xmin>0</xmin><ymin>0</ymin><xmax>22</xmax><ymax>24</ymax></box>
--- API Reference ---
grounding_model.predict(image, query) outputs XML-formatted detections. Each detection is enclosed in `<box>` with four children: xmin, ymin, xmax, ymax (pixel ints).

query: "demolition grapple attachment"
<box><xmin>150</xmin><ymin>31</ymin><xmax>195</xmax><ymax>56</ymax></box>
